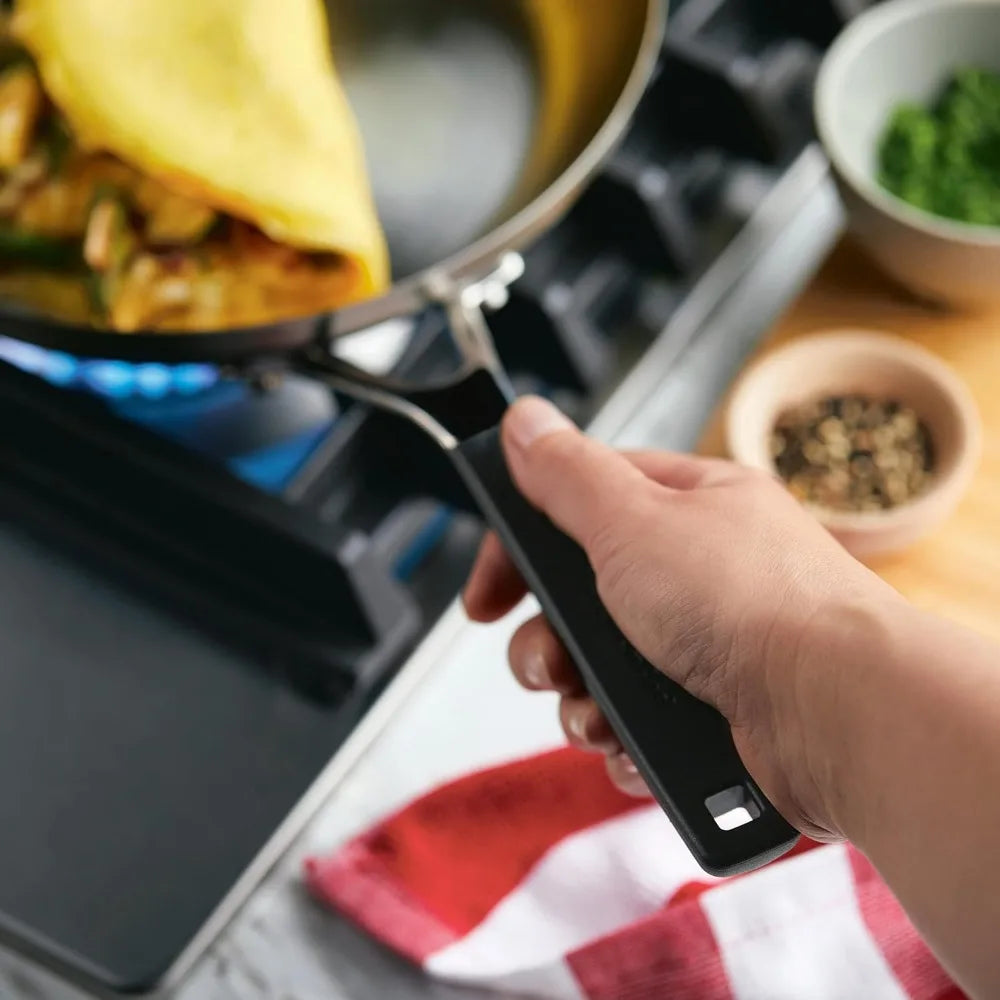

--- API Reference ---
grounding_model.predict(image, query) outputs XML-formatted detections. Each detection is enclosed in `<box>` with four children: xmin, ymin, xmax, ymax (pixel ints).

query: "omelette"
<box><xmin>0</xmin><ymin>0</ymin><xmax>389</xmax><ymax>331</ymax></box>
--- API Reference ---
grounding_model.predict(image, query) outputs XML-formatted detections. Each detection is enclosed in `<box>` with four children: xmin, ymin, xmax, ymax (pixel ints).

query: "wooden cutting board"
<box><xmin>698</xmin><ymin>238</ymin><xmax>1000</xmax><ymax>642</ymax></box>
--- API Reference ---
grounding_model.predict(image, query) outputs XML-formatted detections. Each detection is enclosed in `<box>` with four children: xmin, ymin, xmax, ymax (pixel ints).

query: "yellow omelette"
<box><xmin>0</xmin><ymin>0</ymin><xmax>388</xmax><ymax>330</ymax></box>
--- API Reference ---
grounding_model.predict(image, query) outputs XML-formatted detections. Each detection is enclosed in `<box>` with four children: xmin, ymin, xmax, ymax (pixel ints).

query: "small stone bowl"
<box><xmin>725</xmin><ymin>331</ymin><xmax>982</xmax><ymax>559</ymax></box>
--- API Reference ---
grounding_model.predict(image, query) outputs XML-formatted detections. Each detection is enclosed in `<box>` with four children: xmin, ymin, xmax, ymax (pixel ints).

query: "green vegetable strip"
<box><xmin>0</xmin><ymin>224</ymin><xmax>80</xmax><ymax>267</ymax></box>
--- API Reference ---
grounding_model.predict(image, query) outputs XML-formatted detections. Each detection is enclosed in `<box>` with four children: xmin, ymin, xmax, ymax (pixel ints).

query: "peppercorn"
<box><xmin>772</xmin><ymin>395</ymin><xmax>934</xmax><ymax>512</ymax></box>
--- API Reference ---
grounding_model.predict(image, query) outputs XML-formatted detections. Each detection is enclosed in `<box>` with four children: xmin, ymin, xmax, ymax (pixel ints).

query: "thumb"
<box><xmin>501</xmin><ymin>396</ymin><xmax>658</xmax><ymax>573</ymax></box>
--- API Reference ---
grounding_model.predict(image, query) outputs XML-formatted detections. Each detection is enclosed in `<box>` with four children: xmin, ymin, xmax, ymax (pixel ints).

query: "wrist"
<box><xmin>774</xmin><ymin>580</ymin><xmax>909</xmax><ymax>842</ymax></box>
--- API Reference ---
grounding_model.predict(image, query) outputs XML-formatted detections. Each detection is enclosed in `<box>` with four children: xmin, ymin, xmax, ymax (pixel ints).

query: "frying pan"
<box><xmin>0</xmin><ymin>0</ymin><xmax>796</xmax><ymax>876</ymax></box>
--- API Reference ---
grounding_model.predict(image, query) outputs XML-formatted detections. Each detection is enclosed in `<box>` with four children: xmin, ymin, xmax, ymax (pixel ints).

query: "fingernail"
<box><xmin>506</xmin><ymin>397</ymin><xmax>573</xmax><ymax>453</ymax></box>
<box><xmin>569</xmin><ymin>710</ymin><xmax>588</xmax><ymax>741</ymax></box>
<box><xmin>524</xmin><ymin>650</ymin><xmax>547</xmax><ymax>688</ymax></box>
<box><xmin>619</xmin><ymin>756</ymin><xmax>639</xmax><ymax>776</ymax></box>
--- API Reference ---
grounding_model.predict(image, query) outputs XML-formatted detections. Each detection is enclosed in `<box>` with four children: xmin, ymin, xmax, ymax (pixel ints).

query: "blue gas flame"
<box><xmin>0</xmin><ymin>337</ymin><xmax>219</xmax><ymax>398</ymax></box>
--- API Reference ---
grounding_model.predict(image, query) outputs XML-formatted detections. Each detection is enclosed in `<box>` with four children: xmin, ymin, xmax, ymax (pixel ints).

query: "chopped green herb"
<box><xmin>878</xmin><ymin>67</ymin><xmax>1000</xmax><ymax>227</ymax></box>
<box><xmin>0</xmin><ymin>225</ymin><xmax>80</xmax><ymax>268</ymax></box>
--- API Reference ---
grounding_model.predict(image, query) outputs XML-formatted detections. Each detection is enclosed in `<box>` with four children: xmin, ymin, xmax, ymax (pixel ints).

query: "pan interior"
<box><xmin>327</xmin><ymin>0</ymin><xmax>538</xmax><ymax>278</ymax></box>
<box><xmin>327</xmin><ymin>0</ymin><xmax>652</xmax><ymax>280</ymax></box>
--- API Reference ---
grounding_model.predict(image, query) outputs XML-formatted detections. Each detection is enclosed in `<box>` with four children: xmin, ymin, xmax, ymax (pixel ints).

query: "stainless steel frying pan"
<box><xmin>0</xmin><ymin>0</ymin><xmax>796</xmax><ymax>876</ymax></box>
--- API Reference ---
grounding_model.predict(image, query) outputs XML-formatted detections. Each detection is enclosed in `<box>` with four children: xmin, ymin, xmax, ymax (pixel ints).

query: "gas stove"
<box><xmin>0</xmin><ymin>0</ymin><xmax>858</xmax><ymax>994</ymax></box>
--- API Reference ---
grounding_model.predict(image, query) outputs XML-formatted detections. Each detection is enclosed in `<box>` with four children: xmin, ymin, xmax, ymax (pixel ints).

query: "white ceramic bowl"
<box><xmin>726</xmin><ymin>331</ymin><xmax>982</xmax><ymax>559</ymax></box>
<box><xmin>815</xmin><ymin>0</ymin><xmax>1000</xmax><ymax>309</ymax></box>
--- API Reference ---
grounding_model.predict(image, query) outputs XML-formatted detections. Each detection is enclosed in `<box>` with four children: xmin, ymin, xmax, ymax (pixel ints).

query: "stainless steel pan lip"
<box><xmin>0</xmin><ymin>0</ymin><xmax>665</xmax><ymax>362</ymax></box>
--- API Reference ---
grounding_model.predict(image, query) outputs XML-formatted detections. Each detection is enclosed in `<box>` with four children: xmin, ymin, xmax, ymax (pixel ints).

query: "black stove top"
<box><xmin>0</xmin><ymin>0</ymin><xmax>865</xmax><ymax>993</ymax></box>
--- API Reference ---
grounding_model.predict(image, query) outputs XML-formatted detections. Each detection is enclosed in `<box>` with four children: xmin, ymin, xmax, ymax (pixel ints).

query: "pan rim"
<box><xmin>0</xmin><ymin>0</ymin><xmax>666</xmax><ymax>363</ymax></box>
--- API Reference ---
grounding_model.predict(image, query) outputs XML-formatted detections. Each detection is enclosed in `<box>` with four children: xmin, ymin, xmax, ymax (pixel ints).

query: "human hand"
<box><xmin>463</xmin><ymin>396</ymin><xmax>901</xmax><ymax>841</ymax></box>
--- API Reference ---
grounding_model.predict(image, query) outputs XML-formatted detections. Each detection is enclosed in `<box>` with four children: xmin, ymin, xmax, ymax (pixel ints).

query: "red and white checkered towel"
<box><xmin>306</xmin><ymin>746</ymin><xmax>963</xmax><ymax>1000</ymax></box>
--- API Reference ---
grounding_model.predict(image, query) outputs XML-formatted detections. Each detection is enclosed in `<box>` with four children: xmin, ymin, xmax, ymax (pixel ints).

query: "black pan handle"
<box><xmin>453</xmin><ymin>425</ymin><xmax>798</xmax><ymax>877</ymax></box>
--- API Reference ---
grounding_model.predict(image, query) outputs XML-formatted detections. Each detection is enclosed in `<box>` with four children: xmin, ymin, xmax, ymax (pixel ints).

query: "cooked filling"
<box><xmin>0</xmin><ymin>20</ymin><xmax>357</xmax><ymax>331</ymax></box>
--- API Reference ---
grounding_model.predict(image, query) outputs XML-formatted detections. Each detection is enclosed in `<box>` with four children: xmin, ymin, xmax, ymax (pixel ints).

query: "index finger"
<box><xmin>462</xmin><ymin>448</ymin><xmax>735</xmax><ymax>623</ymax></box>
